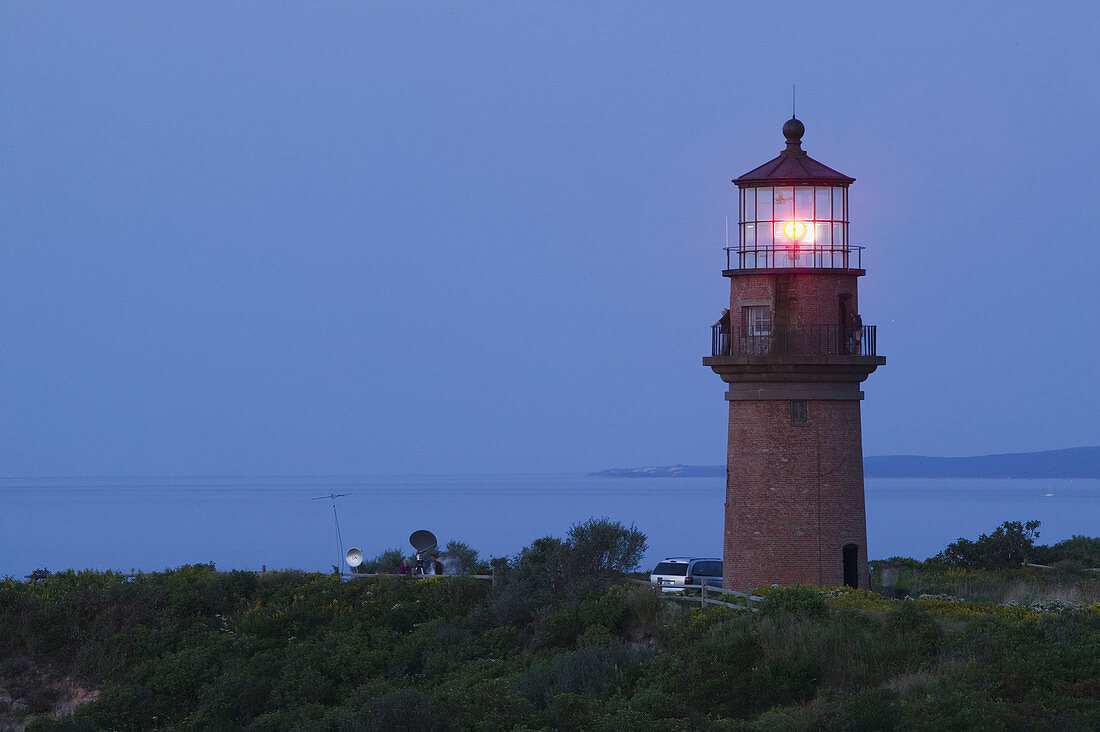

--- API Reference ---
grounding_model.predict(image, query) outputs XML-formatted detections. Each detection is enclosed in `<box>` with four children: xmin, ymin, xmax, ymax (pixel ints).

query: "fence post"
<box><xmin>746</xmin><ymin>591</ymin><xmax>753</xmax><ymax>612</ymax></box>
<box><xmin>701</xmin><ymin>583</ymin><xmax>707</xmax><ymax>608</ymax></box>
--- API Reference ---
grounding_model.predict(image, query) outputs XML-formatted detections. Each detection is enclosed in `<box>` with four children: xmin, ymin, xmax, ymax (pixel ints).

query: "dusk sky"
<box><xmin>2</xmin><ymin>2</ymin><xmax>1097</xmax><ymax>477</ymax></box>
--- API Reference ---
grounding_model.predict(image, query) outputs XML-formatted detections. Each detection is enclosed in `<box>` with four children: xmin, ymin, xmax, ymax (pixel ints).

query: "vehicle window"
<box><xmin>652</xmin><ymin>562</ymin><xmax>688</xmax><ymax>576</ymax></box>
<box><xmin>693</xmin><ymin>561</ymin><xmax>721</xmax><ymax>576</ymax></box>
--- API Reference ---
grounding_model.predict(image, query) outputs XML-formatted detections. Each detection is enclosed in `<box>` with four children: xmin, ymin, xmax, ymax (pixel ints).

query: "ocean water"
<box><xmin>1</xmin><ymin>475</ymin><xmax>1097</xmax><ymax>579</ymax></box>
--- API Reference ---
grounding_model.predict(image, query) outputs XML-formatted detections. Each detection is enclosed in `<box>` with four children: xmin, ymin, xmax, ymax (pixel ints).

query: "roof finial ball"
<box><xmin>782</xmin><ymin>117</ymin><xmax>805</xmax><ymax>151</ymax></box>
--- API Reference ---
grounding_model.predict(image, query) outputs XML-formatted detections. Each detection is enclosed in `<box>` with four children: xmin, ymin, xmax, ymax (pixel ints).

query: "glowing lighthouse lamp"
<box><xmin>780</xmin><ymin>218</ymin><xmax>811</xmax><ymax>265</ymax></box>
<box><xmin>783</xmin><ymin>220</ymin><xmax>807</xmax><ymax>240</ymax></box>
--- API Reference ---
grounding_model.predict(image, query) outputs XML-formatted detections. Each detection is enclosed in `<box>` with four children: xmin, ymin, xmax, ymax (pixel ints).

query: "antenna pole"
<box><xmin>332</xmin><ymin>497</ymin><xmax>342</xmax><ymax>573</ymax></box>
<box><xmin>313</xmin><ymin>492</ymin><xmax>351</xmax><ymax>575</ymax></box>
<box><xmin>792</xmin><ymin>84</ymin><xmax>797</xmax><ymax>117</ymax></box>
<box><xmin>725</xmin><ymin>216</ymin><xmax>729</xmax><ymax>247</ymax></box>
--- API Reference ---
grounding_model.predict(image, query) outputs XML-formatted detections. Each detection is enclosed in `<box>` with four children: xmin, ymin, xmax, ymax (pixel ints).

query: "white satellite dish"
<box><xmin>345</xmin><ymin>547</ymin><xmax>363</xmax><ymax>568</ymax></box>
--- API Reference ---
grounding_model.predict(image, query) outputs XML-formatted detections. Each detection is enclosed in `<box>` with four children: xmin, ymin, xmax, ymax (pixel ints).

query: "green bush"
<box><xmin>444</xmin><ymin>540</ymin><xmax>481</xmax><ymax>574</ymax></box>
<box><xmin>515</xmin><ymin>639</ymin><xmax>648</xmax><ymax>707</ymax></box>
<box><xmin>565</xmin><ymin>517</ymin><xmax>648</xmax><ymax>576</ymax></box>
<box><xmin>1047</xmin><ymin>535</ymin><xmax>1100</xmax><ymax>566</ymax></box>
<box><xmin>885</xmin><ymin>600</ymin><xmax>943</xmax><ymax>660</ymax></box>
<box><xmin>358</xmin><ymin>548</ymin><xmax>405</xmax><ymax>574</ymax></box>
<box><xmin>931</xmin><ymin>520</ymin><xmax>1041</xmax><ymax>570</ymax></box>
<box><xmin>831</xmin><ymin>687</ymin><xmax>902</xmax><ymax>730</ymax></box>
<box><xmin>758</xmin><ymin>585</ymin><xmax>829</xmax><ymax>619</ymax></box>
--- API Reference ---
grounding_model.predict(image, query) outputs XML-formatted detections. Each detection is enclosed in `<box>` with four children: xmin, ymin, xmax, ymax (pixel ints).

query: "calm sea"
<box><xmin>1</xmin><ymin>475</ymin><xmax>1096</xmax><ymax>579</ymax></box>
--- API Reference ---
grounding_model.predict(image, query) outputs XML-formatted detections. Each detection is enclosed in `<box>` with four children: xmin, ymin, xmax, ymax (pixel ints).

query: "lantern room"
<box><xmin>710</xmin><ymin>117</ymin><xmax>879</xmax><ymax>359</ymax></box>
<box><xmin>730</xmin><ymin>117</ymin><xmax>857</xmax><ymax>271</ymax></box>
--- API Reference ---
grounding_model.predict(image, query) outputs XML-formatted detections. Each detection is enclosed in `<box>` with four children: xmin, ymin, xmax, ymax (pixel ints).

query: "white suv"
<box><xmin>649</xmin><ymin>557</ymin><xmax>723</xmax><ymax>592</ymax></box>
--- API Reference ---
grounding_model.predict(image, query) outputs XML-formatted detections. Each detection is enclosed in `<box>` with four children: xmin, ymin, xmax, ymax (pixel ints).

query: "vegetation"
<box><xmin>2</xmin><ymin>519</ymin><xmax>1098</xmax><ymax>731</ymax></box>
<box><xmin>930</xmin><ymin>520</ymin><xmax>1043</xmax><ymax>570</ymax></box>
<box><xmin>876</xmin><ymin>521</ymin><xmax>1100</xmax><ymax>608</ymax></box>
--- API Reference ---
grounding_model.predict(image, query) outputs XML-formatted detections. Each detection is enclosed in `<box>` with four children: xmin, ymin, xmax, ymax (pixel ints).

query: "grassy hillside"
<box><xmin>3</xmin><ymin>524</ymin><xmax>1100</xmax><ymax>731</ymax></box>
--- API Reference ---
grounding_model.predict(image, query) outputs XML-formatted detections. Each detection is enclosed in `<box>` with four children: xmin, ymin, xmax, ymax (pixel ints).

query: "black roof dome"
<box><xmin>734</xmin><ymin>118</ymin><xmax>854</xmax><ymax>187</ymax></box>
<box><xmin>782</xmin><ymin>117</ymin><xmax>805</xmax><ymax>144</ymax></box>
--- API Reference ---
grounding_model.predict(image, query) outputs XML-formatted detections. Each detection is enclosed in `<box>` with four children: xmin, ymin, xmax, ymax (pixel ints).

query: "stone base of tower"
<box><xmin>704</xmin><ymin>355</ymin><xmax>884</xmax><ymax>591</ymax></box>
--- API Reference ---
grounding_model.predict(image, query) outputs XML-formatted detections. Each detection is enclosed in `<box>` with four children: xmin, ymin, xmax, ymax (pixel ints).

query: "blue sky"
<box><xmin>1</xmin><ymin>2</ymin><xmax>1097</xmax><ymax>476</ymax></box>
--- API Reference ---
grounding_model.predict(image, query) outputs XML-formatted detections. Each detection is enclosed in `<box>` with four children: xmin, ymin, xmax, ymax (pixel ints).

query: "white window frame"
<box><xmin>746</xmin><ymin>306</ymin><xmax>771</xmax><ymax>336</ymax></box>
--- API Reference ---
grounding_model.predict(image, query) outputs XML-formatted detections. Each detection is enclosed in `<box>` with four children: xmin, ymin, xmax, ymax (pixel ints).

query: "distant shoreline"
<box><xmin>590</xmin><ymin>447</ymin><xmax>1100</xmax><ymax>479</ymax></box>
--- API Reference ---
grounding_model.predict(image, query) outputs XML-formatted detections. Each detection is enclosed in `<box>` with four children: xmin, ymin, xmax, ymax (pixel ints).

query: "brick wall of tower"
<box><xmin>730</xmin><ymin>273</ymin><xmax>860</xmax><ymax>330</ymax></box>
<box><xmin>723</xmin><ymin>397</ymin><xmax>870</xmax><ymax>591</ymax></box>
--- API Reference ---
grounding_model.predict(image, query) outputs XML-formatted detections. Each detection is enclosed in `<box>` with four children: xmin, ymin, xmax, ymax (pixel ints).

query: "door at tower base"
<box><xmin>722</xmin><ymin>398</ymin><xmax>870</xmax><ymax>590</ymax></box>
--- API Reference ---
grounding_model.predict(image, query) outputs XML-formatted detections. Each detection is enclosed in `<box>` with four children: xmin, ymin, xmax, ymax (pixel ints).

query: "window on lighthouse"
<box><xmin>746</xmin><ymin>306</ymin><xmax>771</xmax><ymax>336</ymax></box>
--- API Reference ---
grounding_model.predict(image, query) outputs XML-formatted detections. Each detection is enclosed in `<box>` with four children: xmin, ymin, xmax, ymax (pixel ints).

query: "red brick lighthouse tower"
<box><xmin>703</xmin><ymin>117</ymin><xmax>885</xmax><ymax>590</ymax></box>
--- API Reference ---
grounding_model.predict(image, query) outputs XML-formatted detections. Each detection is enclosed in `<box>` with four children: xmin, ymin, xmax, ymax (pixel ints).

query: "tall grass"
<box><xmin>871</xmin><ymin>563</ymin><xmax>1100</xmax><ymax>606</ymax></box>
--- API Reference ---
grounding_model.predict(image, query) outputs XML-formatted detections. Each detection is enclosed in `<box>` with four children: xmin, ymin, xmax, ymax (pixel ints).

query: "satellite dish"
<box><xmin>409</xmin><ymin>530</ymin><xmax>437</xmax><ymax>554</ymax></box>
<box><xmin>345</xmin><ymin>547</ymin><xmax>363</xmax><ymax>567</ymax></box>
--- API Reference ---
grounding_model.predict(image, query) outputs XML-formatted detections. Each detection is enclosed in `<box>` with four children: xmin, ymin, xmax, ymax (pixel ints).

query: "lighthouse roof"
<box><xmin>734</xmin><ymin>118</ymin><xmax>855</xmax><ymax>187</ymax></box>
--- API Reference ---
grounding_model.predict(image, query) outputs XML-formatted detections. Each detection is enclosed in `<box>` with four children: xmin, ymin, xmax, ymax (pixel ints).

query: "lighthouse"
<box><xmin>703</xmin><ymin>118</ymin><xmax>885</xmax><ymax>590</ymax></box>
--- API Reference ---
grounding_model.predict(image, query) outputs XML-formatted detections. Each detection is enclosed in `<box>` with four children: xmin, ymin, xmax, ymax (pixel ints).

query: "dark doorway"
<box><xmin>842</xmin><ymin>544</ymin><xmax>859</xmax><ymax>588</ymax></box>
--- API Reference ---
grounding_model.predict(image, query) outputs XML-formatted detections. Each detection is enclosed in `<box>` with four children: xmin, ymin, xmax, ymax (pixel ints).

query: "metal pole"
<box><xmin>332</xmin><ymin>499</ymin><xmax>341</xmax><ymax>574</ymax></box>
<box><xmin>313</xmin><ymin>492</ymin><xmax>351</xmax><ymax>575</ymax></box>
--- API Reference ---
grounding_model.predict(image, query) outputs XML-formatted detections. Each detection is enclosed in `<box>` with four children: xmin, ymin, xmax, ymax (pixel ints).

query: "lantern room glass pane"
<box><xmin>833</xmin><ymin>222</ymin><xmax>844</xmax><ymax>246</ymax></box>
<box><xmin>758</xmin><ymin>221</ymin><xmax>773</xmax><ymax>246</ymax></box>
<box><xmin>774</xmin><ymin>187</ymin><xmax>793</xmax><ymax>220</ymax></box>
<box><xmin>815</xmin><ymin>222</ymin><xmax>830</xmax><ymax>246</ymax></box>
<box><xmin>755</xmin><ymin>187</ymin><xmax>772</xmax><ymax>222</ymax></box>
<box><xmin>740</xmin><ymin>189</ymin><xmax>752</xmax><ymax>223</ymax></box>
<box><xmin>815</xmin><ymin>187</ymin><xmax>830</xmax><ymax>221</ymax></box>
<box><xmin>744</xmin><ymin>223</ymin><xmax>755</xmax><ymax>247</ymax></box>
<box><xmin>833</xmin><ymin>187</ymin><xmax>846</xmax><ymax>221</ymax></box>
<box><xmin>794</xmin><ymin>187</ymin><xmax>812</xmax><ymax>219</ymax></box>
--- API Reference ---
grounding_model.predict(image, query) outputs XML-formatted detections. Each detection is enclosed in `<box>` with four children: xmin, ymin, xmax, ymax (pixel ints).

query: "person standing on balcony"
<box><xmin>714</xmin><ymin>309</ymin><xmax>731</xmax><ymax>355</ymax></box>
<box><xmin>849</xmin><ymin>312</ymin><xmax>863</xmax><ymax>355</ymax></box>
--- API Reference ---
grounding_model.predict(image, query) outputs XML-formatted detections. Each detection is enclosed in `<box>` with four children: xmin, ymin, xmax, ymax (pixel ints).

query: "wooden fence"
<box><xmin>624</xmin><ymin>578</ymin><xmax>763</xmax><ymax>612</ymax></box>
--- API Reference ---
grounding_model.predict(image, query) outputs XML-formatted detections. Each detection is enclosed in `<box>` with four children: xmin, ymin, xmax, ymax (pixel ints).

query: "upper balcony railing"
<box><xmin>724</xmin><ymin>244</ymin><xmax>864</xmax><ymax>271</ymax></box>
<box><xmin>711</xmin><ymin>324</ymin><xmax>878</xmax><ymax>357</ymax></box>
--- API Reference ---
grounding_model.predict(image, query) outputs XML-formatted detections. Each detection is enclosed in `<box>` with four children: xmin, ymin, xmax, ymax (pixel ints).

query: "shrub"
<box><xmin>443</xmin><ymin>540</ymin><xmax>480</xmax><ymax>574</ymax></box>
<box><xmin>885</xmin><ymin>600</ymin><xmax>943</xmax><ymax>659</ymax></box>
<box><xmin>358</xmin><ymin>548</ymin><xmax>405</xmax><ymax>574</ymax></box>
<box><xmin>831</xmin><ymin>687</ymin><xmax>902</xmax><ymax>729</ymax></box>
<box><xmin>1046</xmin><ymin>535</ymin><xmax>1100</xmax><ymax>566</ymax></box>
<box><xmin>515</xmin><ymin>640</ymin><xmax>648</xmax><ymax>706</ymax></box>
<box><xmin>513</xmin><ymin>536</ymin><xmax>568</xmax><ymax>589</ymax></box>
<box><xmin>931</xmin><ymin>520</ymin><xmax>1041</xmax><ymax>570</ymax></box>
<box><xmin>565</xmin><ymin>518</ymin><xmax>647</xmax><ymax>576</ymax></box>
<box><xmin>758</xmin><ymin>585</ymin><xmax>829</xmax><ymax>620</ymax></box>
<box><xmin>367</xmin><ymin>688</ymin><xmax>440</xmax><ymax>731</ymax></box>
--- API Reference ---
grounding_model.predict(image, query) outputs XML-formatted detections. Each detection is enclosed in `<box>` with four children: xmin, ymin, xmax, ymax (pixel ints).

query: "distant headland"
<box><xmin>591</xmin><ymin>446</ymin><xmax>1100</xmax><ymax>479</ymax></box>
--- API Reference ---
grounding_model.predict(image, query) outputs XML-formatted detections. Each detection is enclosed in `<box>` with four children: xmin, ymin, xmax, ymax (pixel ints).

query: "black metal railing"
<box><xmin>711</xmin><ymin>324</ymin><xmax>877</xmax><ymax>357</ymax></box>
<box><xmin>724</xmin><ymin>245</ymin><xmax>864</xmax><ymax>270</ymax></box>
